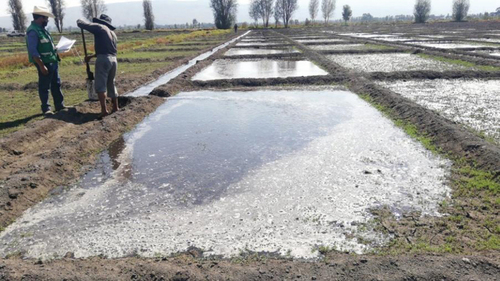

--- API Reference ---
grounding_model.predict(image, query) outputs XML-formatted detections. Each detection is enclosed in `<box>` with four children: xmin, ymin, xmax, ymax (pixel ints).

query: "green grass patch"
<box><xmin>454</xmin><ymin>165</ymin><xmax>500</xmax><ymax>196</ymax></box>
<box><xmin>364</xmin><ymin>43</ymin><xmax>394</xmax><ymax>50</ymax></box>
<box><xmin>0</xmin><ymin>89</ymin><xmax>88</xmax><ymax>136</ymax></box>
<box><xmin>417</xmin><ymin>53</ymin><xmax>500</xmax><ymax>71</ymax></box>
<box><xmin>119</xmin><ymin>50</ymin><xmax>198</xmax><ymax>60</ymax></box>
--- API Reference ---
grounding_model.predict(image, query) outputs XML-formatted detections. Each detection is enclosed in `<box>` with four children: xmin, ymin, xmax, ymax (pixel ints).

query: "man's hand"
<box><xmin>40</xmin><ymin>65</ymin><xmax>49</xmax><ymax>76</ymax></box>
<box><xmin>33</xmin><ymin>56</ymin><xmax>49</xmax><ymax>76</ymax></box>
<box><xmin>85</xmin><ymin>55</ymin><xmax>94</xmax><ymax>63</ymax></box>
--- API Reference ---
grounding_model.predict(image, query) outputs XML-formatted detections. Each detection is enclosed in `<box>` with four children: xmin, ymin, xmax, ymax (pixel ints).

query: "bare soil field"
<box><xmin>0</xmin><ymin>22</ymin><xmax>499</xmax><ymax>280</ymax></box>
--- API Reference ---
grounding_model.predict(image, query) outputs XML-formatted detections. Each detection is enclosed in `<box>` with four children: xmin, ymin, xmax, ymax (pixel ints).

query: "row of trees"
<box><xmin>7</xmin><ymin>0</ymin><xmax>156</xmax><ymax>32</ymax></box>
<box><xmin>247</xmin><ymin>0</ymin><xmax>298</xmax><ymax>28</ymax></box>
<box><xmin>246</xmin><ymin>0</ymin><xmax>350</xmax><ymax>28</ymax></box>
<box><xmin>414</xmin><ymin>0</ymin><xmax>471</xmax><ymax>23</ymax></box>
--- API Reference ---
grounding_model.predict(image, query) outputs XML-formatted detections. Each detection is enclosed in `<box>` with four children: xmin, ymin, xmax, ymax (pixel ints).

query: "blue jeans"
<box><xmin>35</xmin><ymin>62</ymin><xmax>64</xmax><ymax>113</ymax></box>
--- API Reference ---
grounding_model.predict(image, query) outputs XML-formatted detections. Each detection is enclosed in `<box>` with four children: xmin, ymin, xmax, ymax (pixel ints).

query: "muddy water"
<box><xmin>0</xmin><ymin>89</ymin><xmax>450</xmax><ymax>260</ymax></box>
<box><xmin>224</xmin><ymin>48</ymin><xmax>299</xmax><ymax>56</ymax></box>
<box><xmin>327</xmin><ymin>53</ymin><xmax>465</xmax><ymax>72</ymax></box>
<box><xmin>125</xmin><ymin>31</ymin><xmax>251</xmax><ymax>97</ymax></box>
<box><xmin>378</xmin><ymin>79</ymin><xmax>500</xmax><ymax>143</ymax></box>
<box><xmin>191</xmin><ymin>59</ymin><xmax>328</xmax><ymax>80</ymax></box>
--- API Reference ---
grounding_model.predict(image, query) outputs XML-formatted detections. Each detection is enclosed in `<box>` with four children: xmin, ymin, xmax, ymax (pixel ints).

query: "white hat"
<box><xmin>32</xmin><ymin>6</ymin><xmax>55</xmax><ymax>18</ymax></box>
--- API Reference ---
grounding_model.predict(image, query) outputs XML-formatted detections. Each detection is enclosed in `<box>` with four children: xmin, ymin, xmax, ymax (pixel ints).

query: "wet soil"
<box><xmin>0</xmin><ymin>253</ymin><xmax>498</xmax><ymax>280</ymax></box>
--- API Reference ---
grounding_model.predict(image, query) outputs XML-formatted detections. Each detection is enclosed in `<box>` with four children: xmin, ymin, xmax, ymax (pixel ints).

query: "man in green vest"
<box><xmin>26</xmin><ymin>6</ymin><xmax>65</xmax><ymax>115</ymax></box>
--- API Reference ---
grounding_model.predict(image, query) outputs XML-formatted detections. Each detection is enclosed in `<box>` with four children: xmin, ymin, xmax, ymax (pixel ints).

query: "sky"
<box><xmin>0</xmin><ymin>0</ymin><xmax>498</xmax><ymax>19</ymax></box>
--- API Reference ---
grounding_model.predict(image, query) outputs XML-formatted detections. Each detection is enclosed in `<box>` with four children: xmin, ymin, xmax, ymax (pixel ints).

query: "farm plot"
<box><xmin>412</xmin><ymin>41</ymin><xmax>498</xmax><ymax>49</ymax></box>
<box><xmin>191</xmin><ymin>59</ymin><xmax>328</xmax><ymax>80</ymax></box>
<box><xmin>378</xmin><ymin>79</ymin><xmax>500</xmax><ymax>144</ymax></box>
<box><xmin>325</xmin><ymin>53</ymin><xmax>464</xmax><ymax>72</ymax></box>
<box><xmin>224</xmin><ymin>47</ymin><xmax>299</xmax><ymax>56</ymax></box>
<box><xmin>0</xmin><ymin>89</ymin><xmax>450</xmax><ymax>259</ymax></box>
<box><xmin>308</xmin><ymin>44</ymin><xmax>393</xmax><ymax>51</ymax></box>
<box><xmin>296</xmin><ymin>39</ymin><xmax>346</xmax><ymax>43</ymax></box>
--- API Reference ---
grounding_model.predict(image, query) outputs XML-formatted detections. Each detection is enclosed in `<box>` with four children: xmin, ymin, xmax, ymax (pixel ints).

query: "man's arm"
<box><xmin>27</xmin><ymin>30</ymin><xmax>48</xmax><ymax>75</ymax></box>
<box><xmin>77</xmin><ymin>19</ymin><xmax>102</xmax><ymax>34</ymax></box>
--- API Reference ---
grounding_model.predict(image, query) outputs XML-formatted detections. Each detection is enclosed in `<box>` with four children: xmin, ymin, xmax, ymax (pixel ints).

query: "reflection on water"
<box><xmin>192</xmin><ymin>59</ymin><xmax>328</xmax><ymax>80</ymax></box>
<box><xmin>126</xmin><ymin>90</ymin><xmax>348</xmax><ymax>205</ymax></box>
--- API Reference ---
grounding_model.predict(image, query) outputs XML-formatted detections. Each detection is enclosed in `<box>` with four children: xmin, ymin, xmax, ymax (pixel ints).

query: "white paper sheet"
<box><xmin>56</xmin><ymin>36</ymin><xmax>76</xmax><ymax>53</ymax></box>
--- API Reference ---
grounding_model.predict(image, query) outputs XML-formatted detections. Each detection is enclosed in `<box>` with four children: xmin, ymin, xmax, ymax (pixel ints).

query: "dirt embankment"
<box><xmin>0</xmin><ymin>253</ymin><xmax>498</xmax><ymax>280</ymax></box>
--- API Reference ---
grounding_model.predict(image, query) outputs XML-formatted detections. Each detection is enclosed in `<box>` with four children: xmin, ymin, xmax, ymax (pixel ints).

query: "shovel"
<box><xmin>81</xmin><ymin>29</ymin><xmax>98</xmax><ymax>100</ymax></box>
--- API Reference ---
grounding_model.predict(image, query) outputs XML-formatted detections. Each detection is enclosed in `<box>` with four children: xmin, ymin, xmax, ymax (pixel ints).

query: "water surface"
<box><xmin>192</xmin><ymin>59</ymin><xmax>328</xmax><ymax>80</ymax></box>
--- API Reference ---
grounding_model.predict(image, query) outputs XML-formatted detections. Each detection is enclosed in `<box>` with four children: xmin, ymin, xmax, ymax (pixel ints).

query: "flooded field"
<box><xmin>224</xmin><ymin>48</ymin><xmax>299</xmax><ymax>56</ymax></box>
<box><xmin>192</xmin><ymin>59</ymin><xmax>328</xmax><ymax>80</ymax></box>
<box><xmin>414</xmin><ymin>42</ymin><xmax>496</xmax><ymax>49</ymax></box>
<box><xmin>235</xmin><ymin>42</ymin><xmax>286</xmax><ymax>46</ymax></box>
<box><xmin>297</xmin><ymin>39</ymin><xmax>345</xmax><ymax>43</ymax></box>
<box><xmin>378</xmin><ymin>79</ymin><xmax>500</xmax><ymax>143</ymax></box>
<box><xmin>326</xmin><ymin>53</ymin><xmax>463</xmax><ymax>72</ymax></box>
<box><xmin>308</xmin><ymin>44</ymin><xmax>390</xmax><ymax>51</ymax></box>
<box><xmin>0</xmin><ymin>89</ymin><xmax>450</xmax><ymax>259</ymax></box>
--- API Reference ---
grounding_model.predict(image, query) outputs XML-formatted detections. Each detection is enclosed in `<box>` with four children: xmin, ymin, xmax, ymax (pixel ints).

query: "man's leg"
<box><xmin>98</xmin><ymin>91</ymin><xmax>108</xmax><ymax>117</ymax></box>
<box><xmin>35</xmin><ymin>63</ymin><xmax>52</xmax><ymax>113</ymax></box>
<box><xmin>95</xmin><ymin>56</ymin><xmax>110</xmax><ymax>117</ymax></box>
<box><xmin>49</xmin><ymin>63</ymin><xmax>65</xmax><ymax>111</ymax></box>
<box><xmin>107</xmin><ymin>58</ymin><xmax>119</xmax><ymax>113</ymax></box>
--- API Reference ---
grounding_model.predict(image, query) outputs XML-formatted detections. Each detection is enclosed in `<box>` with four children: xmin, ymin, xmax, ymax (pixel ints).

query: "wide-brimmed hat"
<box><xmin>92</xmin><ymin>14</ymin><xmax>116</xmax><ymax>30</ymax></box>
<box><xmin>32</xmin><ymin>6</ymin><xmax>55</xmax><ymax>18</ymax></box>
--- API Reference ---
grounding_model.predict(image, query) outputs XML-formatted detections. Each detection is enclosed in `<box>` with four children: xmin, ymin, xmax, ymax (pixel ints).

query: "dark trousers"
<box><xmin>35</xmin><ymin>62</ymin><xmax>64</xmax><ymax>113</ymax></box>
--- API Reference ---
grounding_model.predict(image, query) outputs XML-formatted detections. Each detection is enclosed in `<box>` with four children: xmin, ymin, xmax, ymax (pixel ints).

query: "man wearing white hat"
<box><xmin>26</xmin><ymin>6</ymin><xmax>65</xmax><ymax>115</ymax></box>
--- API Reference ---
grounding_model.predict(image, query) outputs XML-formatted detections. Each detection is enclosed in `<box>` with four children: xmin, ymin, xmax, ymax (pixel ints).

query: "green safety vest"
<box><xmin>26</xmin><ymin>22</ymin><xmax>58</xmax><ymax>64</ymax></box>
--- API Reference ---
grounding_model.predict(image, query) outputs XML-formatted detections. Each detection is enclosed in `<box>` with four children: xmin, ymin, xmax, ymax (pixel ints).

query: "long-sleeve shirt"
<box><xmin>27</xmin><ymin>29</ymin><xmax>41</xmax><ymax>58</ymax></box>
<box><xmin>77</xmin><ymin>19</ymin><xmax>117</xmax><ymax>56</ymax></box>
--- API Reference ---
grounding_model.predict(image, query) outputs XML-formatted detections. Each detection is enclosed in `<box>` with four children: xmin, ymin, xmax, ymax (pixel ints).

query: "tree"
<box><xmin>8</xmin><ymin>0</ymin><xmax>26</xmax><ymax>32</ymax></box>
<box><xmin>452</xmin><ymin>0</ymin><xmax>469</xmax><ymax>22</ymax></box>
<box><xmin>249</xmin><ymin>0</ymin><xmax>261</xmax><ymax>26</ymax></box>
<box><xmin>275</xmin><ymin>0</ymin><xmax>297</xmax><ymax>28</ymax></box>
<box><xmin>361</xmin><ymin>13</ymin><xmax>373</xmax><ymax>22</ymax></box>
<box><xmin>273</xmin><ymin>0</ymin><xmax>283</xmax><ymax>27</ymax></box>
<box><xmin>321</xmin><ymin>0</ymin><xmax>335</xmax><ymax>24</ymax></box>
<box><xmin>259</xmin><ymin>0</ymin><xmax>273</xmax><ymax>27</ymax></box>
<box><xmin>414</xmin><ymin>0</ymin><xmax>431</xmax><ymax>23</ymax></box>
<box><xmin>342</xmin><ymin>5</ymin><xmax>352</xmax><ymax>24</ymax></box>
<box><xmin>308</xmin><ymin>0</ymin><xmax>319</xmax><ymax>23</ymax></box>
<box><xmin>143</xmin><ymin>0</ymin><xmax>154</xmax><ymax>30</ymax></box>
<box><xmin>210</xmin><ymin>0</ymin><xmax>238</xmax><ymax>29</ymax></box>
<box><xmin>192</xmin><ymin>18</ymin><xmax>198</xmax><ymax>28</ymax></box>
<box><xmin>80</xmin><ymin>0</ymin><xmax>107</xmax><ymax>20</ymax></box>
<box><xmin>47</xmin><ymin>0</ymin><xmax>65</xmax><ymax>33</ymax></box>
